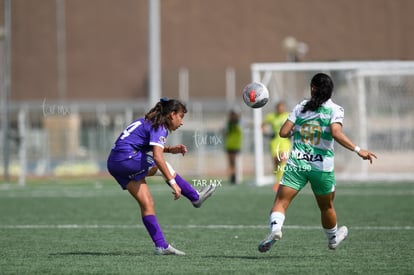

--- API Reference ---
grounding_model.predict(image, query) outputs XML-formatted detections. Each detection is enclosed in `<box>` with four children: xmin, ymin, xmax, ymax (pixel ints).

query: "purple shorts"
<box><xmin>107</xmin><ymin>152</ymin><xmax>155</xmax><ymax>190</ymax></box>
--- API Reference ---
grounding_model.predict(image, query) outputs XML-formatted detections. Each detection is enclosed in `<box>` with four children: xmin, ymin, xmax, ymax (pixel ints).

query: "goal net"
<box><xmin>250</xmin><ymin>61</ymin><xmax>414</xmax><ymax>185</ymax></box>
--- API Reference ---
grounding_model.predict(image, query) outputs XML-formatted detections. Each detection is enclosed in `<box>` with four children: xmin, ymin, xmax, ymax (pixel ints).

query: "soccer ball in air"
<box><xmin>242</xmin><ymin>82</ymin><xmax>269</xmax><ymax>108</ymax></box>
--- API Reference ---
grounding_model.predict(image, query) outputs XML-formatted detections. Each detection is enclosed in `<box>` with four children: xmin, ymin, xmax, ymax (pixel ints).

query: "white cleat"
<box><xmin>328</xmin><ymin>226</ymin><xmax>348</xmax><ymax>250</ymax></box>
<box><xmin>154</xmin><ymin>244</ymin><xmax>186</xmax><ymax>256</ymax></box>
<box><xmin>192</xmin><ymin>184</ymin><xmax>216</xmax><ymax>208</ymax></box>
<box><xmin>258</xmin><ymin>230</ymin><xmax>282</xmax><ymax>253</ymax></box>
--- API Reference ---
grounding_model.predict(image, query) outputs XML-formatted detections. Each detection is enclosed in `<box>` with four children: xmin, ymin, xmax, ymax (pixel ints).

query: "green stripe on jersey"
<box><xmin>289</xmin><ymin>99</ymin><xmax>344</xmax><ymax>172</ymax></box>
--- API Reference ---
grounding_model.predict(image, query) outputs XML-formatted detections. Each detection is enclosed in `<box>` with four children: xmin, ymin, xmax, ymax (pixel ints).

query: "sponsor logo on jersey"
<box><xmin>159</xmin><ymin>136</ymin><xmax>166</xmax><ymax>144</ymax></box>
<box><xmin>294</xmin><ymin>151</ymin><xmax>323</xmax><ymax>162</ymax></box>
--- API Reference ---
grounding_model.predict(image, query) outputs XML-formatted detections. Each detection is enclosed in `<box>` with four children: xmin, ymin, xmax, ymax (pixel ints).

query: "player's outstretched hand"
<box><xmin>358</xmin><ymin>149</ymin><xmax>377</xmax><ymax>164</ymax></box>
<box><xmin>169</xmin><ymin>144</ymin><xmax>188</xmax><ymax>156</ymax></box>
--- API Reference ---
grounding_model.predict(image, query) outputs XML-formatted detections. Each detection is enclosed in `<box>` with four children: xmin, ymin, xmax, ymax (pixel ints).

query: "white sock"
<box><xmin>324</xmin><ymin>224</ymin><xmax>338</xmax><ymax>244</ymax></box>
<box><xmin>269</xmin><ymin>212</ymin><xmax>285</xmax><ymax>232</ymax></box>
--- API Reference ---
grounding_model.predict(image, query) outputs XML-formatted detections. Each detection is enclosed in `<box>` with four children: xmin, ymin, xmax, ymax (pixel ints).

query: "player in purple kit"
<box><xmin>107</xmin><ymin>98</ymin><xmax>216</xmax><ymax>256</ymax></box>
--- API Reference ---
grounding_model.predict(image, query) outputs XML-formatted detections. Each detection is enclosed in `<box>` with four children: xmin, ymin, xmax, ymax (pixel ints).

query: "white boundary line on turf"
<box><xmin>0</xmin><ymin>224</ymin><xmax>412</xmax><ymax>230</ymax></box>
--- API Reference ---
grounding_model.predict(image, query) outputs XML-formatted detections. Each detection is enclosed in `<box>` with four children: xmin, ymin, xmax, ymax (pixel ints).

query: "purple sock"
<box><xmin>174</xmin><ymin>173</ymin><xmax>199</xmax><ymax>202</ymax></box>
<box><xmin>142</xmin><ymin>215</ymin><xmax>168</xmax><ymax>249</ymax></box>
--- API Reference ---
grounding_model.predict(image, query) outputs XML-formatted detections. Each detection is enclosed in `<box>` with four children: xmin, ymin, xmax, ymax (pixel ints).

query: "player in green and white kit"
<box><xmin>258</xmin><ymin>73</ymin><xmax>377</xmax><ymax>252</ymax></box>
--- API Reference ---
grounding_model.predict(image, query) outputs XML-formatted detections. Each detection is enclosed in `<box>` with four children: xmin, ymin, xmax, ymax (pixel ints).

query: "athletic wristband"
<box><xmin>168</xmin><ymin>178</ymin><xmax>177</xmax><ymax>185</ymax></box>
<box><xmin>353</xmin><ymin>146</ymin><xmax>361</xmax><ymax>153</ymax></box>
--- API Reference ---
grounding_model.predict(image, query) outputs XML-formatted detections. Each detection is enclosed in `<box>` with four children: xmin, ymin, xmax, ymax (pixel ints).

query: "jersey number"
<box><xmin>300</xmin><ymin>123</ymin><xmax>322</xmax><ymax>145</ymax></box>
<box><xmin>120</xmin><ymin>121</ymin><xmax>142</xmax><ymax>140</ymax></box>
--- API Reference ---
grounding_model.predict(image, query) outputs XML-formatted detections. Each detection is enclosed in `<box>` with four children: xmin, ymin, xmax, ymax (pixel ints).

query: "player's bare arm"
<box><xmin>165</xmin><ymin>144</ymin><xmax>187</xmax><ymax>156</ymax></box>
<box><xmin>279</xmin><ymin>120</ymin><xmax>295</xmax><ymax>138</ymax></box>
<box><xmin>330</xmin><ymin>122</ymin><xmax>377</xmax><ymax>164</ymax></box>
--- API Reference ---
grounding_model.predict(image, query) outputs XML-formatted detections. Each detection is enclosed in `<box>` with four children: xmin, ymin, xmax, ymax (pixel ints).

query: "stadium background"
<box><xmin>1</xmin><ymin>0</ymin><xmax>413</xmax><ymax>181</ymax></box>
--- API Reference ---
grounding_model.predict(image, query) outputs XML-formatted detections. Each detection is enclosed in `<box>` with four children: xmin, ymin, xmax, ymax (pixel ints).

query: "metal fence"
<box><xmin>0</xmin><ymin>99</ymin><xmax>260</xmax><ymax>184</ymax></box>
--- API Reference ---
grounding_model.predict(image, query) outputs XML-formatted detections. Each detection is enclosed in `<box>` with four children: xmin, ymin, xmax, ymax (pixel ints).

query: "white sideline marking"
<box><xmin>0</xmin><ymin>224</ymin><xmax>412</xmax><ymax>230</ymax></box>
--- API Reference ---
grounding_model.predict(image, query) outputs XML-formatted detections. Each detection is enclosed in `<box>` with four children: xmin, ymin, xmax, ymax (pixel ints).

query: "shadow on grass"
<box><xmin>204</xmin><ymin>255</ymin><xmax>280</xmax><ymax>260</ymax></box>
<box><xmin>205</xmin><ymin>253</ymin><xmax>327</xmax><ymax>260</ymax></box>
<box><xmin>49</xmin><ymin>251</ymin><xmax>144</xmax><ymax>257</ymax></box>
<box><xmin>51</xmin><ymin>252</ymin><xmax>283</xmax><ymax>260</ymax></box>
<box><xmin>50</xmin><ymin>252</ymin><xmax>323</xmax><ymax>260</ymax></box>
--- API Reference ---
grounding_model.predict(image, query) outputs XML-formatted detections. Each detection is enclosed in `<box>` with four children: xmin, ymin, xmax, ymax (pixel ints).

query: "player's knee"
<box><xmin>317</xmin><ymin>200</ymin><xmax>335</xmax><ymax>211</ymax></box>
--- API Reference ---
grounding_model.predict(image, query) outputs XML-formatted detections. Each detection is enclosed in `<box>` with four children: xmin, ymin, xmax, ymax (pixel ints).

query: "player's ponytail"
<box><xmin>145</xmin><ymin>98</ymin><xmax>187</xmax><ymax>129</ymax></box>
<box><xmin>301</xmin><ymin>73</ymin><xmax>334</xmax><ymax>113</ymax></box>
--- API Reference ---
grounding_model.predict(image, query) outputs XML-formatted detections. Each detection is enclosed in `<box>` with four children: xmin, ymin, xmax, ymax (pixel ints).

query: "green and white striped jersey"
<box><xmin>287</xmin><ymin>99</ymin><xmax>344</xmax><ymax>172</ymax></box>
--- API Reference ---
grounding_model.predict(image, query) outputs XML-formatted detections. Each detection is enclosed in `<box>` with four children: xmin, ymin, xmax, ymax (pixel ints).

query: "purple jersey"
<box><xmin>109</xmin><ymin>118</ymin><xmax>168</xmax><ymax>161</ymax></box>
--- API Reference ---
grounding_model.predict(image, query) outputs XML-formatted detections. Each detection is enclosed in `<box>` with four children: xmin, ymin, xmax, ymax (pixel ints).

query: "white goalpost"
<box><xmin>251</xmin><ymin>61</ymin><xmax>414</xmax><ymax>185</ymax></box>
